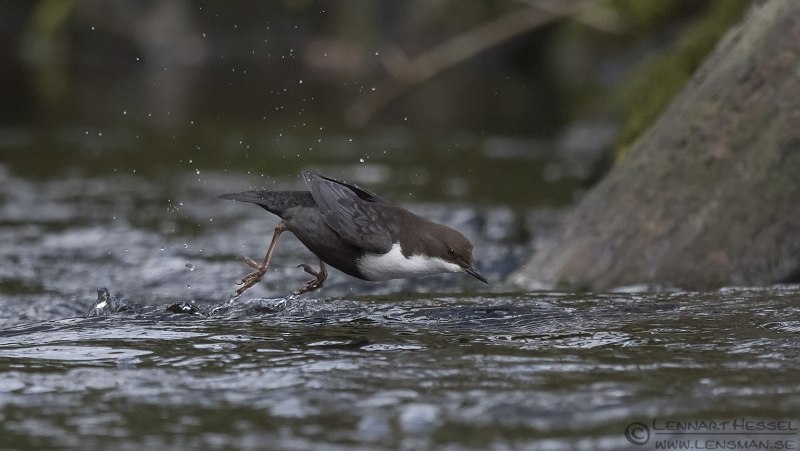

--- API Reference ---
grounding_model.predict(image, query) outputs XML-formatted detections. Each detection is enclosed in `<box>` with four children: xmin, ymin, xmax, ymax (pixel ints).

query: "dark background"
<box><xmin>0</xmin><ymin>0</ymin><xmax>748</xmax><ymax>206</ymax></box>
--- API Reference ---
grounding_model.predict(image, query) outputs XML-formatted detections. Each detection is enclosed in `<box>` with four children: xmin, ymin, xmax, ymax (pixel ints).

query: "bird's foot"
<box><xmin>235</xmin><ymin>256</ymin><xmax>268</xmax><ymax>296</ymax></box>
<box><xmin>292</xmin><ymin>263</ymin><xmax>327</xmax><ymax>295</ymax></box>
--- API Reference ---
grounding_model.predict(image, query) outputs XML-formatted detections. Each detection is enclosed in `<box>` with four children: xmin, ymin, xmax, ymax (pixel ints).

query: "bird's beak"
<box><xmin>464</xmin><ymin>265</ymin><xmax>488</xmax><ymax>284</ymax></box>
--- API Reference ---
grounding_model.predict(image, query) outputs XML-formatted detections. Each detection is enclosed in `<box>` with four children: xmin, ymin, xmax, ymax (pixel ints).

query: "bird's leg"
<box><xmin>292</xmin><ymin>258</ymin><xmax>327</xmax><ymax>295</ymax></box>
<box><xmin>236</xmin><ymin>220</ymin><xmax>288</xmax><ymax>296</ymax></box>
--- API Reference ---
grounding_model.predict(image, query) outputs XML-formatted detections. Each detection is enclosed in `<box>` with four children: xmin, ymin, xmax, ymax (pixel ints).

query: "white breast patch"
<box><xmin>357</xmin><ymin>243</ymin><xmax>462</xmax><ymax>281</ymax></box>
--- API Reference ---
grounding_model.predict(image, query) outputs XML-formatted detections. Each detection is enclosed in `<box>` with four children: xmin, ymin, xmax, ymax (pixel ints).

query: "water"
<box><xmin>0</xmin><ymin>125</ymin><xmax>797</xmax><ymax>450</ymax></box>
<box><xmin>6</xmin><ymin>3</ymin><xmax>794</xmax><ymax>447</ymax></box>
<box><xmin>2</xmin><ymin>288</ymin><xmax>799</xmax><ymax>450</ymax></box>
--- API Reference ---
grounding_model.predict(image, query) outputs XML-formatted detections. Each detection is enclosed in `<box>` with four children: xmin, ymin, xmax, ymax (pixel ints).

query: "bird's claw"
<box><xmin>291</xmin><ymin>278</ymin><xmax>324</xmax><ymax>295</ymax></box>
<box><xmin>296</xmin><ymin>263</ymin><xmax>317</xmax><ymax>276</ymax></box>
<box><xmin>235</xmin><ymin>257</ymin><xmax>326</xmax><ymax>296</ymax></box>
<box><xmin>243</xmin><ymin>256</ymin><xmax>261</xmax><ymax>269</ymax></box>
<box><xmin>291</xmin><ymin>262</ymin><xmax>327</xmax><ymax>295</ymax></box>
<box><xmin>235</xmin><ymin>256</ymin><xmax>267</xmax><ymax>296</ymax></box>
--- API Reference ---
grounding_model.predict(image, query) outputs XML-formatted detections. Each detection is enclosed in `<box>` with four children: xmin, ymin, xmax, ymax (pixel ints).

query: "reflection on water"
<box><xmin>0</xmin><ymin>124</ymin><xmax>796</xmax><ymax>449</ymax></box>
<box><xmin>1</xmin><ymin>289</ymin><xmax>799</xmax><ymax>449</ymax></box>
<box><xmin>0</xmin><ymin>345</ymin><xmax>152</xmax><ymax>362</ymax></box>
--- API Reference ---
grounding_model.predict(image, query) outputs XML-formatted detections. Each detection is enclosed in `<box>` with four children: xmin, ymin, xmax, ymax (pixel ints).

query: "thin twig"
<box><xmin>345</xmin><ymin>0</ymin><xmax>604</xmax><ymax>127</ymax></box>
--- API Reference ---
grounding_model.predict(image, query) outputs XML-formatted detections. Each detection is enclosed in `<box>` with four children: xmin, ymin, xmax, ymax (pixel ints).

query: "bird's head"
<box><xmin>435</xmin><ymin>228</ymin><xmax>488</xmax><ymax>284</ymax></box>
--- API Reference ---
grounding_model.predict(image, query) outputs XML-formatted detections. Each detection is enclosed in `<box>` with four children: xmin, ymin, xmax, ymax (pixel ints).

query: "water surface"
<box><xmin>1</xmin><ymin>127</ymin><xmax>797</xmax><ymax>450</ymax></box>
<box><xmin>2</xmin><ymin>287</ymin><xmax>799</xmax><ymax>449</ymax></box>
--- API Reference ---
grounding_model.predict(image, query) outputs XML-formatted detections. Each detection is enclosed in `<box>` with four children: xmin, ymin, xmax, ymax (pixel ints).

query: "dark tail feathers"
<box><xmin>219</xmin><ymin>190</ymin><xmax>315</xmax><ymax>217</ymax></box>
<box><xmin>218</xmin><ymin>191</ymin><xmax>270</xmax><ymax>203</ymax></box>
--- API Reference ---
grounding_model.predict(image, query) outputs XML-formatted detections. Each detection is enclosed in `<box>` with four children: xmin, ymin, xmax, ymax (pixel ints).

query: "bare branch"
<box><xmin>345</xmin><ymin>0</ymin><xmax>609</xmax><ymax>127</ymax></box>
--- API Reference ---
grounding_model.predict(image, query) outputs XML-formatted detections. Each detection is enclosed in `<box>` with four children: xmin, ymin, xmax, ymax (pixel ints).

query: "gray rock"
<box><xmin>513</xmin><ymin>0</ymin><xmax>800</xmax><ymax>291</ymax></box>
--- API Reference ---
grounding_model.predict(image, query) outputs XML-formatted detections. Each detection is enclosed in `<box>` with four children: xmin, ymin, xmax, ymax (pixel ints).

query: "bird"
<box><xmin>219</xmin><ymin>170</ymin><xmax>487</xmax><ymax>296</ymax></box>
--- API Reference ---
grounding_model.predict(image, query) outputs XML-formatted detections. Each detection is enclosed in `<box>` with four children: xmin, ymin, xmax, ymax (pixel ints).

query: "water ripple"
<box><xmin>0</xmin><ymin>287</ymin><xmax>798</xmax><ymax>450</ymax></box>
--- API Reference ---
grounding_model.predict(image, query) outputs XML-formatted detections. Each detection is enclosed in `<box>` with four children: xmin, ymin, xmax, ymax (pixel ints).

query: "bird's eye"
<box><xmin>447</xmin><ymin>248</ymin><xmax>456</xmax><ymax>258</ymax></box>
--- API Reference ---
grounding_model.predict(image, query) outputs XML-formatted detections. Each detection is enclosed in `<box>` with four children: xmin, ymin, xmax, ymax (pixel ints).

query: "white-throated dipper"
<box><xmin>219</xmin><ymin>170</ymin><xmax>487</xmax><ymax>296</ymax></box>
